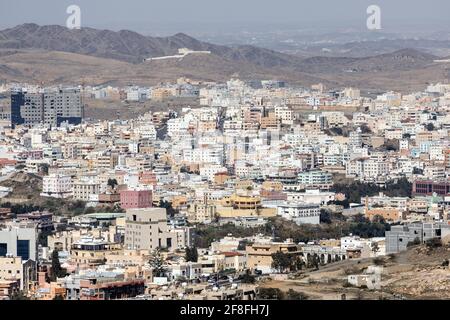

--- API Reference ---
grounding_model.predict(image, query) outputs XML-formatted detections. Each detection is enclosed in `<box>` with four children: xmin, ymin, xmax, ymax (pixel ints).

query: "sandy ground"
<box><xmin>260</xmin><ymin>245</ymin><xmax>450</xmax><ymax>300</ymax></box>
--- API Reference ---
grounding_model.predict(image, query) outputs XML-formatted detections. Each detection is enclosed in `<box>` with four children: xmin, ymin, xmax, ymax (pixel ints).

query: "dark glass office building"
<box><xmin>10</xmin><ymin>91</ymin><xmax>25</xmax><ymax>127</ymax></box>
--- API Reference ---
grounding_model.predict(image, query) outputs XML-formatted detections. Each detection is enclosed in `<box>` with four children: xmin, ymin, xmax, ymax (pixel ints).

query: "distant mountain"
<box><xmin>0</xmin><ymin>24</ymin><xmax>448</xmax><ymax>92</ymax></box>
<box><xmin>0</xmin><ymin>23</ymin><xmax>300</xmax><ymax>67</ymax></box>
<box><xmin>0</xmin><ymin>23</ymin><xmax>187</xmax><ymax>62</ymax></box>
<box><xmin>296</xmin><ymin>49</ymin><xmax>439</xmax><ymax>74</ymax></box>
<box><xmin>292</xmin><ymin>39</ymin><xmax>450</xmax><ymax>58</ymax></box>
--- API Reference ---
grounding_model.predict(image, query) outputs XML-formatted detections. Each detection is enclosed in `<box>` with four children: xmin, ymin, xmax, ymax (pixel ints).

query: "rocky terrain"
<box><xmin>0</xmin><ymin>171</ymin><xmax>43</xmax><ymax>203</ymax></box>
<box><xmin>0</xmin><ymin>24</ymin><xmax>449</xmax><ymax>92</ymax></box>
<box><xmin>261</xmin><ymin>244</ymin><xmax>450</xmax><ymax>300</ymax></box>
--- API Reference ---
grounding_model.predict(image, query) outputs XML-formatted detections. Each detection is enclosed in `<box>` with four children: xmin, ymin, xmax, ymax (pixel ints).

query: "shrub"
<box><xmin>258</xmin><ymin>288</ymin><xmax>285</xmax><ymax>300</ymax></box>
<box><xmin>343</xmin><ymin>281</ymin><xmax>352</xmax><ymax>288</ymax></box>
<box><xmin>425</xmin><ymin>238</ymin><xmax>442</xmax><ymax>248</ymax></box>
<box><xmin>286</xmin><ymin>289</ymin><xmax>308</xmax><ymax>300</ymax></box>
<box><xmin>407</xmin><ymin>237</ymin><xmax>421</xmax><ymax>247</ymax></box>
<box><xmin>372</xmin><ymin>257</ymin><xmax>385</xmax><ymax>266</ymax></box>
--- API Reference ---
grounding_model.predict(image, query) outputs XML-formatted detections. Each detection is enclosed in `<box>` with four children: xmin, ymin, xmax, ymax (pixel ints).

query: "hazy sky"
<box><xmin>0</xmin><ymin>0</ymin><xmax>449</xmax><ymax>35</ymax></box>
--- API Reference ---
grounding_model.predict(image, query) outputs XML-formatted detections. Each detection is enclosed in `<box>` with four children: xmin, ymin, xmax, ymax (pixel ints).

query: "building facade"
<box><xmin>11</xmin><ymin>88</ymin><xmax>83</xmax><ymax>127</ymax></box>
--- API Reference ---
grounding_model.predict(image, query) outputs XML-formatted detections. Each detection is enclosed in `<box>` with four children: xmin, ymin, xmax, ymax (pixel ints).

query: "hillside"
<box><xmin>0</xmin><ymin>171</ymin><xmax>42</xmax><ymax>202</ymax></box>
<box><xmin>0</xmin><ymin>23</ymin><xmax>299</xmax><ymax>67</ymax></box>
<box><xmin>261</xmin><ymin>244</ymin><xmax>450</xmax><ymax>300</ymax></box>
<box><xmin>0</xmin><ymin>24</ymin><xmax>449</xmax><ymax>92</ymax></box>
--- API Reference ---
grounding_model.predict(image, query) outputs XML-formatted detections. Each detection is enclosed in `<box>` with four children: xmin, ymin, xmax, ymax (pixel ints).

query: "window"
<box><xmin>17</xmin><ymin>240</ymin><xmax>30</xmax><ymax>261</ymax></box>
<box><xmin>0</xmin><ymin>243</ymin><xmax>7</xmax><ymax>257</ymax></box>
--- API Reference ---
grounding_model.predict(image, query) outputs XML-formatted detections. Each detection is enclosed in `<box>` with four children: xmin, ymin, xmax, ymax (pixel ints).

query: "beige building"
<box><xmin>152</xmin><ymin>88</ymin><xmax>173</xmax><ymax>101</ymax></box>
<box><xmin>71</xmin><ymin>239</ymin><xmax>121</xmax><ymax>267</ymax></box>
<box><xmin>0</xmin><ymin>256</ymin><xmax>36</xmax><ymax>292</ymax></box>
<box><xmin>222</xmin><ymin>252</ymin><xmax>248</xmax><ymax>272</ymax></box>
<box><xmin>187</xmin><ymin>202</ymin><xmax>217</xmax><ymax>223</ymax></box>
<box><xmin>48</xmin><ymin>226</ymin><xmax>120</xmax><ymax>252</ymax></box>
<box><xmin>215</xmin><ymin>194</ymin><xmax>276</xmax><ymax>218</ymax></box>
<box><xmin>105</xmin><ymin>249</ymin><xmax>151</xmax><ymax>267</ymax></box>
<box><xmin>72</xmin><ymin>178</ymin><xmax>100</xmax><ymax>201</ymax></box>
<box><xmin>260</xmin><ymin>113</ymin><xmax>279</xmax><ymax>129</ymax></box>
<box><xmin>246</xmin><ymin>241</ymin><xmax>301</xmax><ymax>273</ymax></box>
<box><xmin>125</xmin><ymin>208</ymin><xmax>176</xmax><ymax>251</ymax></box>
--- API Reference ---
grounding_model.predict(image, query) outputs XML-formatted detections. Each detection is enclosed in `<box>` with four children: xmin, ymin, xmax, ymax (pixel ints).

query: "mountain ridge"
<box><xmin>0</xmin><ymin>23</ymin><xmax>301</xmax><ymax>68</ymax></box>
<box><xmin>0</xmin><ymin>24</ymin><xmax>448</xmax><ymax>92</ymax></box>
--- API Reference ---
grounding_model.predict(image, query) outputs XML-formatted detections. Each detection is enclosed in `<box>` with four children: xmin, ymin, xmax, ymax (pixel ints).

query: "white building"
<box><xmin>40</xmin><ymin>174</ymin><xmax>72</xmax><ymax>198</ymax></box>
<box><xmin>274</xmin><ymin>106</ymin><xmax>293</xmax><ymax>125</ymax></box>
<box><xmin>298</xmin><ymin>170</ymin><xmax>333</xmax><ymax>186</ymax></box>
<box><xmin>0</xmin><ymin>221</ymin><xmax>38</xmax><ymax>261</ymax></box>
<box><xmin>277</xmin><ymin>202</ymin><xmax>321</xmax><ymax>225</ymax></box>
<box><xmin>200</xmin><ymin>164</ymin><xmax>227</xmax><ymax>182</ymax></box>
<box><xmin>72</xmin><ymin>177</ymin><xmax>100</xmax><ymax>201</ymax></box>
<box><xmin>287</xmin><ymin>189</ymin><xmax>335</xmax><ymax>205</ymax></box>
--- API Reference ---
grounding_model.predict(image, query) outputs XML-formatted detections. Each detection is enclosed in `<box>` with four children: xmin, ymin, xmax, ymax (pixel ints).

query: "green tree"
<box><xmin>407</xmin><ymin>237</ymin><xmax>421</xmax><ymax>247</ymax></box>
<box><xmin>149</xmin><ymin>248</ymin><xmax>167</xmax><ymax>277</ymax></box>
<box><xmin>382</xmin><ymin>139</ymin><xmax>399</xmax><ymax>151</ymax></box>
<box><xmin>371</xmin><ymin>242</ymin><xmax>380</xmax><ymax>256</ymax></box>
<box><xmin>320</xmin><ymin>210</ymin><xmax>332</xmax><ymax>224</ymax></box>
<box><xmin>258</xmin><ymin>288</ymin><xmax>285</xmax><ymax>300</ymax></box>
<box><xmin>9</xmin><ymin>291</ymin><xmax>30</xmax><ymax>300</ymax></box>
<box><xmin>50</xmin><ymin>250</ymin><xmax>67</xmax><ymax>281</ymax></box>
<box><xmin>240</xmin><ymin>270</ymin><xmax>256</xmax><ymax>284</ymax></box>
<box><xmin>38</xmin><ymin>230</ymin><xmax>53</xmax><ymax>247</ymax></box>
<box><xmin>271</xmin><ymin>251</ymin><xmax>291</xmax><ymax>273</ymax></box>
<box><xmin>107</xmin><ymin>178</ymin><xmax>118</xmax><ymax>189</ymax></box>
<box><xmin>425</xmin><ymin>238</ymin><xmax>442</xmax><ymax>248</ymax></box>
<box><xmin>286</xmin><ymin>289</ymin><xmax>309</xmax><ymax>300</ymax></box>
<box><xmin>158</xmin><ymin>200</ymin><xmax>177</xmax><ymax>217</ymax></box>
<box><xmin>360</xmin><ymin>124</ymin><xmax>372</xmax><ymax>134</ymax></box>
<box><xmin>38</xmin><ymin>163</ymin><xmax>50</xmax><ymax>175</ymax></box>
<box><xmin>83</xmin><ymin>207</ymin><xmax>96</xmax><ymax>214</ymax></box>
<box><xmin>384</xmin><ymin>177</ymin><xmax>412</xmax><ymax>197</ymax></box>
<box><xmin>294</xmin><ymin>257</ymin><xmax>305</xmax><ymax>271</ymax></box>
<box><xmin>185</xmin><ymin>246</ymin><xmax>199</xmax><ymax>262</ymax></box>
<box><xmin>312</xmin><ymin>254</ymin><xmax>320</xmax><ymax>270</ymax></box>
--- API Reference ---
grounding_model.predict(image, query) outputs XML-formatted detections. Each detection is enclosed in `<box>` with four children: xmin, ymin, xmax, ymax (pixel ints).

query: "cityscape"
<box><xmin>0</xmin><ymin>0</ymin><xmax>449</xmax><ymax>308</ymax></box>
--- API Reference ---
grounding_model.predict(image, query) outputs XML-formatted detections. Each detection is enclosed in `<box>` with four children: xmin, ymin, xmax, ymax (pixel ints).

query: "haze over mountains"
<box><xmin>0</xmin><ymin>23</ymin><xmax>449</xmax><ymax>92</ymax></box>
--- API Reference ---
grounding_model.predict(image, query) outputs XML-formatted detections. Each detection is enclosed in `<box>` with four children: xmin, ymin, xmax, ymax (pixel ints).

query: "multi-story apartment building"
<box><xmin>72</xmin><ymin>177</ymin><xmax>100</xmax><ymax>201</ymax></box>
<box><xmin>71</xmin><ymin>237</ymin><xmax>121</xmax><ymax>267</ymax></box>
<box><xmin>120</xmin><ymin>190</ymin><xmax>152</xmax><ymax>209</ymax></box>
<box><xmin>124</xmin><ymin>208</ymin><xmax>175</xmax><ymax>251</ymax></box>
<box><xmin>187</xmin><ymin>202</ymin><xmax>217</xmax><ymax>224</ymax></box>
<box><xmin>276</xmin><ymin>202</ymin><xmax>321</xmax><ymax>225</ymax></box>
<box><xmin>298</xmin><ymin>170</ymin><xmax>333</xmax><ymax>188</ymax></box>
<box><xmin>0</xmin><ymin>221</ymin><xmax>38</xmax><ymax>261</ymax></box>
<box><xmin>386</xmin><ymin>222</ymin><xmax>449</xmax><ymax>254</ymax></box>
<box><xmin>246</xmin><ymin>240</ymin><xmax>302</xmax><ymax>274</ymax></box>
<box><xmin>40</xmin><ymin>174</ymin><xmax>72</xmax><ymax>198</ymax></box>
<box><xmin>0</xmin><ymin>256</ymin><xmax>36</xmax><ymax>292</ymax></box>
<box><xmin>412</xmin><ymin>180</ymin><xmax>450</xmax><ymax>197</ymax></box>
<box><xmin>11</xmin><ymin>88</ymin><xmax>83</xmax><ymax>127</ymax></box>
<box><xmin>42</xmin><ymin>88</ymin><xmax>83</xmax><ymax>127</ymax></box>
